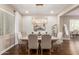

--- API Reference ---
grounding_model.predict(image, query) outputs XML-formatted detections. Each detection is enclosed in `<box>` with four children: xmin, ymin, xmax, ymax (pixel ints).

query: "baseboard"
<box><xmin>15</xmin><ymin>42</ymin><xmax>18</xmax><ymax>45</ymax></box>
<box><xmin>0</xmin><ymin>43</ymin><xmax>17</xmax><ymax>55</ymax></box>
<box><xmin>63</xmin><ymin>38</ymin><xmax>70</xmax><ymax>40</ymax></box>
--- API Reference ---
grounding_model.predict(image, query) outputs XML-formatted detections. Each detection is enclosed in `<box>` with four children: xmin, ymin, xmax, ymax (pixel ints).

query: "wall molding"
<box><xmin>58</xmin><ymin>5</ymin><xmax>79</xmax><ymax>16</ymax></box>
<box><xmin>0</xmin><ymin>8</ymin><xmax>15</xmax><ymax>16</ymax></box>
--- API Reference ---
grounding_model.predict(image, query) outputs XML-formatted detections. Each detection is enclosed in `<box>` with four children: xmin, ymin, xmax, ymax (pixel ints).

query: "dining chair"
<box><xmin>17</xmin><ymin>32</ymin><xmax>23</xmax><ymax>44</ymax></box>
<box><xmin>41</xmin><ymin>34</ymin><xmax>51</xmax><ymax>54</ymax></box>
<box><xmin>28</xmin><ymin>34</ymin><xmax>38</xmax><ymax>54</ymax></box>
<box><xmin>53</xmin><ymin>32</ymin><xmax>63</xmax><ymax>52</ymax></box>
<box><xmin>17</xmin><ymin>32</ymin><xmax>25</xmax><ymax>51</ymax></box>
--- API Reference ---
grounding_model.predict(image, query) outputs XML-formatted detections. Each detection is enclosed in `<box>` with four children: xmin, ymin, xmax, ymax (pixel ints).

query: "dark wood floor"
<box><xmin>2</xmin><ymin>39</ymin><xmax>79</xmax><ymax>55</ymax></box>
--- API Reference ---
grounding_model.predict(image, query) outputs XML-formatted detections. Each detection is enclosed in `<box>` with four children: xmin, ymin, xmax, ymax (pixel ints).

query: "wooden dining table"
<box><xmin>21</xmin><ymin>35</ymin><xmax>58</xmax><ymax>40</ymax></box>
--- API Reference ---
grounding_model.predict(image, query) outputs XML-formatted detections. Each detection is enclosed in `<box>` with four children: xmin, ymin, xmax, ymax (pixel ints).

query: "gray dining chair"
<box><xmin>28</xmin><ymin>34</ymin><xmax>38</xmax><ymax>54</ymax></box>
<box><xmin>41</xmin><ymin>34</ymin><xmax>51</xmax><ymax>54</ymax></box>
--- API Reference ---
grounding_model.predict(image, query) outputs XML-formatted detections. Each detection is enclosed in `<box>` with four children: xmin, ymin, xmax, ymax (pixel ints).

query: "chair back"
<box><xmin>41</xmin><ymin>35</ymin><xmax>51</xmax><ymax>49</ymax></box>
<box><xmin>57</xmin><ymin>32</ymin><xmax>63</xmax><ymax>39</ymax></box>
<box><xmin>28</xmin><ymin>34</ymin><xmax>38</xmax><ymax>49</ymax></box>
<box><xmin>54</xmin><ymin>32</ymin><xmax>63</xmax><ymax>45</ymax></box>
<box><xmin>17</xmin><ymin>32</ymin><xmax>22</xmax><ymax>39</ymax></box>
<box><xmin>17</xmin><ymin>32</ymin><xmax>22</xmax><ymax>44</ymax></box>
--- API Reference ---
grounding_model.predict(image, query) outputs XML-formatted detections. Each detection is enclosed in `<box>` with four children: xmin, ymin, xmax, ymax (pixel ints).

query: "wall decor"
<box><xmin>32</xmin><ymin>16</ymin><xmax>48</xmax><ymax>31</ymax></box>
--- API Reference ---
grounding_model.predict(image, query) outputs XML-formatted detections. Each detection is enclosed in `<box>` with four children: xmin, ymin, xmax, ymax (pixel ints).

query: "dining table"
<box><xmin>21</xmin><ymin>35</ymin><xmax>59</xmax><ymax>53</ymax></box>
<box><xmin>21</xmin><ymin>35</ymin><xmax>58</xmax><ymax>40</ymax></box>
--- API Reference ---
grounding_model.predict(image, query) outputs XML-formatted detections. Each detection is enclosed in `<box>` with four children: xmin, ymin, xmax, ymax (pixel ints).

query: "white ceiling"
<box><xmin>66</xmin><ymin>6</ymin><xmax>79</xmax><ymax>16</ymax></box>
<box><xmin>11</xmin><ymin>4</ymin><xmax>72</xmax><ymax>16</ymax></box>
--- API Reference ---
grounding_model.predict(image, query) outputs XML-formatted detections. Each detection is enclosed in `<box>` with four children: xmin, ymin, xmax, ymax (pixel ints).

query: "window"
<box><xmin>0</xmin><ymin>10</ymin><xmax>15</xmax><ymax>36</ymax></box>
<box><xmin>70</xmin><ymin>19</ymin><xmax>79</xmax><ymax>31</ymax></box>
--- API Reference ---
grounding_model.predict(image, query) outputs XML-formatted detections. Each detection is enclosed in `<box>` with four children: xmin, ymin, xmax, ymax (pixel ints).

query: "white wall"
<box><xmin>22</xmin><ymin>16</ymin><xmax>57</xmax><ymax>35</ymax></box>
<box><xmin>15</xmin><ymin>11</ymin><xmax>22</xmax><ymax>44</ymax></box>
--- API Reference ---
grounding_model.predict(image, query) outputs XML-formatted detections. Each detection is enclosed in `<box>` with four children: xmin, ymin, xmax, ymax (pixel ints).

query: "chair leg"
<box><xmin>37</xmin><ymin>49</ymin><xmax>38</xmax><ymax>55</ymax></box>
<box><xmin>50</xmin><ymin>49</ymin><xmax>51</xmax><ymax>55</ymax></box>
<box><xmin>41</xmin><ymin>49</ymin><xmax>43</xmax><ymax>55</ymax></box>
<box><xmin>51</xmin><ymin>48</ymin><xmax>54</xmax><ymax>52</ymax></box>
<box><xmin>60</xmin><ymin>44</ymin><xmax>63</xmax><ymax>51</ymax></box>
<box><xmin>19</xmin><ymin>44</ymin><xmax>21</xmax><ymax>48</ymax></box>
<box><xmin>28</xmin><ymin>49</ymin><xmax>30</xmax><ymax>55</ymax></box>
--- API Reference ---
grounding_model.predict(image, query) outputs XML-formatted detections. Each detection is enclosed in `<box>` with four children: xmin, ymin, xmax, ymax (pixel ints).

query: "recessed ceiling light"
<box><xmin>25</xmin><ymin>10</ymin><xmax>29</xmax><ymax>14</ymax></box>
<box><xmin>50</xmin><ymin>11</ymin><xmax>54</xmax><ymax>14</ymax></box>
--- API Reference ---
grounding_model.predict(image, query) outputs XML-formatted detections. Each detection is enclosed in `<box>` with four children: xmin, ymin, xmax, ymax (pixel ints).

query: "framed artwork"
<box><xmin>32</xmin><ymin>16</ymin><xmax>47</xmax><ymax>31</ymax></box>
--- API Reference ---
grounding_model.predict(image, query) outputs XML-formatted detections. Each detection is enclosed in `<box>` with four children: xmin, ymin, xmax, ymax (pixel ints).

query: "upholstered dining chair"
<box><xmin>41</xmin><ymin>34</ymin><xmax>51</xmax><ymax>54</ymax></box>
<box><xmin>17</xmin><ymin>32</ymin><xmax>25</xmax><ymax>51</ymax></box>
<box><xmin>53</xmin><ymin>32</ymin><xmax>63</xmax><ymax>52</ymax></box>
<box><xmin>17</xmin><ymin>32</ymin><xmax>23</xmax><ymax>45</ymax></box>
<box><xmin>28</xmin><ymin>34</ymin><xmax>38</xmax><ymax>54</ymax></box>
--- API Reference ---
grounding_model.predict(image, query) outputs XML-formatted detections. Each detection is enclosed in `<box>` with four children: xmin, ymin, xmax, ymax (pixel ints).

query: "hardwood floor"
<box><xmin>2</xmin><ymin>40</ymin><xmax>79</xmax><ymax>55</ymax></box>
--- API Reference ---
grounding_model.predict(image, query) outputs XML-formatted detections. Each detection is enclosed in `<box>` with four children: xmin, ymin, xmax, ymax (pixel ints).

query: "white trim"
<box><xmin>58</xmin><ymin>5</ymin><xmax>79</xmax><ymax>16</ymax></box>
<box><xmin>3</xmin><ymin>15</ymin><xmax>5</xmax><ymax>35</ymax></box>
<box><xmin>15</xmin><ymin>41</ymin><xmax>18</xmax><ymax>45</ymax></box>
<box><xmin>0</xmin><ymin>8</ymin><xmax>15</xmax><ymax>16</ymax></box>
<box><xmin>0</xmin><ymin>43</ymin><xmax>17</xmax><ymax>55</ymax></box>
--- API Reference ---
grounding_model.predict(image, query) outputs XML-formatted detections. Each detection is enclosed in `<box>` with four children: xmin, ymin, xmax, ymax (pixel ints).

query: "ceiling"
<box><xmin>11</xmin><ymin>4</ymin><xmax>73</xmax><ymax>16</ymax></box>
<box><xmin>66</xmin><ymin>6</ymin><xmax>79</xmax><ymax>16</ymax></box>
